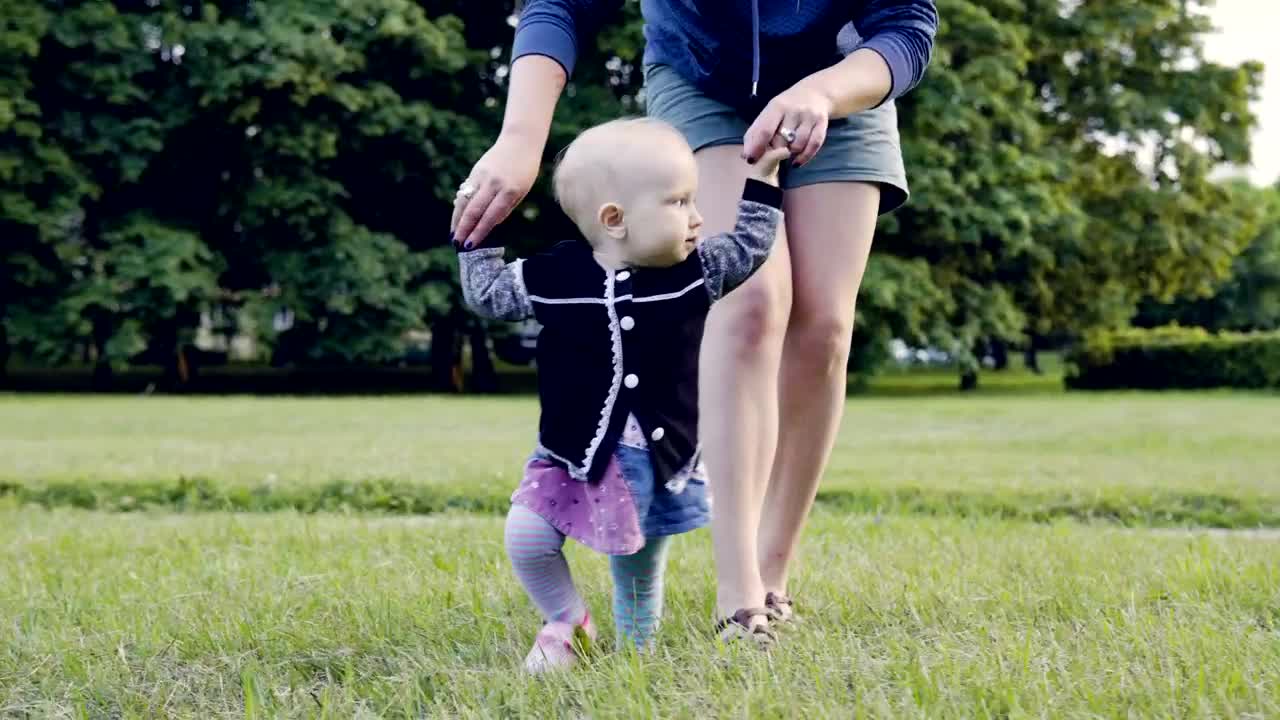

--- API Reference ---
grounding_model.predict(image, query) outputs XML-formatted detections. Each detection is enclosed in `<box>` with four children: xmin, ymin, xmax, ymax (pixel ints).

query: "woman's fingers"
<box><xmin>750</xmin><ymin>104</ymin><xmax>829</xmax><ymax>166</ymax></box>
<box><xmin>454</xmin><ymin>178</ymin><xmax>501</xmax><ymax>248</ymax></box>
<box><xmin>742</xmin><ymin>103</ymin><xmax>783</xmax><ymax>163</ymax></box>
<box><xmin>779</xmin><ymin>111</ymin><xmax>810</xmax><ymax>155</ymax></box>
<box><xmin>450</xmin><ymin>170</ymin><xmax>484</xmax><ymax>238</ymax></box>
<box><xmin>794</xmin><ymin>115</ymin><xmax>828</xmax><ymax>167</ymax></box>
<box><xmin>450</xmin><ymin>135</ymin><xmax>542</xmax><ymax>247</ymax></box>
<box><xmin>465</xmin><ymin>185</ymin><xmax>521</xmax><ymax>249</ymax></box>
<box><xmin>747</xmin><ymin>83</ymin><xmax>835</xmax><ymax>169</ymax></box>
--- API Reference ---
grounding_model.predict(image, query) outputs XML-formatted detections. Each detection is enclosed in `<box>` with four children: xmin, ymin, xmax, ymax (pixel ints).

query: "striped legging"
<box><xmin>505</xmin><ymin>503</ymin><xmax>672</xmax><ymax>648</ymax></box>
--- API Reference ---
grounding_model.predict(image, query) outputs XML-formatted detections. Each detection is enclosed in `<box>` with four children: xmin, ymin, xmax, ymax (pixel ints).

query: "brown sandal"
<box><xmin>715</xmin><ymin>607</ymin><xmax>776</xmax><ymax>648</ymax></box>
<box><xmin>765</xmin><ymin>592</ymin><xmax>797</xmax><ymax>624</ymax></box>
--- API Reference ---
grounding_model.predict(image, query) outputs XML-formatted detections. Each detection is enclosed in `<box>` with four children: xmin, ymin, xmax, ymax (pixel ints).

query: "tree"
<box><xmin>1136</xmin><ymin>182</ymin><xmax>1280</xmax><ymax>332</ymax></box>
<box><xmin>0</xmin><ymin>1</ymin><xmax>221</xmax><ymax>387</ymax></box>
<box><xmin>1</xmin><ymin>0</ymin><xmax>1264</xmax><ymax>393</ymax></box>
<box><xmin>1016</xmin><ymin>0</ymin><xmax>1262</xmax><ymax>330</ymax></box>
<box><xmin>4</xmin><ymin>1</ymin><xmax>492</xmax><ymax>387</ymax></box>
<box><xmin>0</xmin><ymin>2</ymin><xmax>86</xmax><ymax>384</ymax></box>
<box><xmin>877</xmin><ymin>0</ymin><xmax>1079</xmax><ymax>385</ymax></box>
<box><xmin>178</xmin><ymin>0</ymin><xmax>479</xmax><ymax>376</ymax></box>
<box><xmin>873</xmin><ymin>0</ymin><xmax>1262</xmax><ymax>387</ymax></box>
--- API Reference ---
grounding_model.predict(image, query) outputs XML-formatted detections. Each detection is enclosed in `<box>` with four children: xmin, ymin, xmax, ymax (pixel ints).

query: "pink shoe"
<box><xmin>523</xmin><ymin>612</ymin><xmax>597</xmax><ymax>675</ymax></box>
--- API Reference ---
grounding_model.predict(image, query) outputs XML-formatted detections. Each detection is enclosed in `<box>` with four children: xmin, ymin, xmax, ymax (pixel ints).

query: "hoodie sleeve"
<box><xmin>511</xmin><ymin>0</ymin><xmax>624</xmax><ymax>77</ymax></box>
<box><xmin>851</xmin><ymin>0</ymin><xmax>939</xmax><ymax>105</ymax></box>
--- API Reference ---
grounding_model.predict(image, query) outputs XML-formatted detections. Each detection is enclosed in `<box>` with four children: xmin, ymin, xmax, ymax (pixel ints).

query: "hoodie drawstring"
<box><xmin>751</xmin><ymin>0</ymin><xmax>760</xmax><ymax>97</ymax></box>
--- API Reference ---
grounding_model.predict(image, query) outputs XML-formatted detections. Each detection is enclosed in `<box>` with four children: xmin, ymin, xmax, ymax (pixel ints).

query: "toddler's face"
<box><xmin>617</xmin><ymin>145</ymin><xmax>703</xmax><ymax>268</ymax></box>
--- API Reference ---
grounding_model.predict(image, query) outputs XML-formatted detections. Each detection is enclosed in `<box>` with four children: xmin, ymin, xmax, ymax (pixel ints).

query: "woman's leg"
<box><xmin>694</xmin><ymin>145</ymin><xmax>794</xmax><ymax>622</ymax></box>
<box><xmin>756</xmin><ymin>182</ymin><xmax>880</xmax><ymax>596</ymax></box>
<box><xmin>610</xmin><ymin>535</ymin><xmax>673</xmax><ymax>649</ymax></box>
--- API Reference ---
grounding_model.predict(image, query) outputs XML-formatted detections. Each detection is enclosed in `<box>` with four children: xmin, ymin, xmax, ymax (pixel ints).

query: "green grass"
<box><xmin>2</xmin><ymin>508</ymin><xmax>1276</xmax><ymax>718</ymax></box>
<box><xmin>3</xmin><ymin>390</ymin><xmax>1279</xmax><ymax>715</ymax></box>
<box><xmin>3</xmin><ymin>392</ymin><xmax>1278</xmax><ymax>527</ymax></box>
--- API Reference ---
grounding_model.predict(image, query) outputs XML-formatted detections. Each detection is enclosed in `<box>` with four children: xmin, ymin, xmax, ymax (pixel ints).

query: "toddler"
<box><xmin>457</xmin><ymin>118</ymin><xmax>788</xmax><ymax>671</ymax></box>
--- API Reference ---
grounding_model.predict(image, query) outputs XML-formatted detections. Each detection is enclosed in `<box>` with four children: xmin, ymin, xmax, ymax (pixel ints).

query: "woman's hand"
<box><xmin>450</xmin><ymin>132</ymin><xmax>543</xmax><ymax>249</ymax></box>
<box><xmin>742</xmin><ymin>80</ymin><xmax>834</xmax><ymax>168</ymax></box>
<box><xmin>742</xmin><ymin>47</ymin><xmax>895</xmax><ymax>168</ymax></box>
<box><xmin>451</xmin><ymin>54</ymin><xmax>567</xmax><ymax>248</ymax></box>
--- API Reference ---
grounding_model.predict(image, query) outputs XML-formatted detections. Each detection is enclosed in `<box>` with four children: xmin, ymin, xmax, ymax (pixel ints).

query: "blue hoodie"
<box><xmin>512</xmin><ymin>0</ymin><xmax>937</xmax><ymax>110</ymax></box>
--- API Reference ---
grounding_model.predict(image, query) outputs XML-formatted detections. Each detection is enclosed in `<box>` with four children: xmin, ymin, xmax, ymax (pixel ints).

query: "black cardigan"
<box><xmin>459</xmin><ymin>179</ymin><xmax>783</xmax><ymax>486</ymax></box>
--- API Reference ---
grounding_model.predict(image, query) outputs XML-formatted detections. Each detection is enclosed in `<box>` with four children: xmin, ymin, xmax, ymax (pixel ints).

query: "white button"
<box><xmin>620</xmin><ymin>316</ymin><xmax>635</xmax><ymax>331</ymax></box>
<box><xmin>624</xmin><ymin>374</ymin><xmax>639</xmax><ymax>389</ymax></box>
<box><xmin>616</xmin><ymin>270</ymin><xmax>631</xmax><ymax>282</ymax></box>
<box><xmin>650</xmin><ymin>427</ymin><xmax>665</xmax><ymax>442</ymax></box>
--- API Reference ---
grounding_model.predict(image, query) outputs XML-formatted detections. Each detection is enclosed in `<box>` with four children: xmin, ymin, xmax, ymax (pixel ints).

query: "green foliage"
<box><xmin>0</xmin><ymin>2</ymin><xmax>86</xmax><ymax>375</ymax></box>
<box><xmin>1067</xmin><ymin>325</ymin><xmax>1280</xmax><ymax>390</ymax></box>
<box><xmin>1137</xmin><ymin>183</ymin><xmax>1280</xmax><ymax>332</ymax></box>
<box><xmin>3</xmin><ymin>0</ymin><xmax>487</xmax><ymax>375</ymax></box>
<box><xmin>180</xmin><ymin>0</ymin><xmax>480</xmax><ymax>364</ymax></box>
<box><xmin>876</xmin><ymin>0</ymin><xmax>1263</xmax><ymax>376</ymax></box>
<box><xmin>46</xmin><ymin>214</ymin><xmax>221</xmax><ymax>367</ymax></box>
<box><xmin>0</xmin><ymin>0</ymin><xmax>1267</xmax><ymax>388</ymax></box>
<box><xmin>4</xmin><ymin>0</ymin><xmax>216</xmax><ymax>376</ymax></box>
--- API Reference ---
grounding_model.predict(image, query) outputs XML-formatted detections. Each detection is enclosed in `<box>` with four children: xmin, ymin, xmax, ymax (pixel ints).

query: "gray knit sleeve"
<box><xmin>698</xmin><ymin>180</ymin><xmax>784</xmax><ymax>302</ymax></box>
<box><xmin>458</xmin><ymin>248</ymin><xmax>534</xmax><ymax>321</ymax></box>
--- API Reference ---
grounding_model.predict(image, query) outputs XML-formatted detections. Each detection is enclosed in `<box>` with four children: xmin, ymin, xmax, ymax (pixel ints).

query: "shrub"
<box><xmin>1066</xmin><ymin>326</ymin><xmax>1280</xmax><ymax>390</ymax></box>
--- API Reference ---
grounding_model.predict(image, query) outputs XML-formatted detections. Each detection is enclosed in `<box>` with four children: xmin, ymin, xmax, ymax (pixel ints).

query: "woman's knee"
<box><xmin>779</xmin><ymin>181</ymin><xmax>879</xmax><ymax>376</ymax></box>
<box><xmin>712</xmin><ymin>281</ymin><xmax>791</xmax><ymax>352</ymax></box>
<box><xmin>788</xmin><ymin>306</ymin><xmax>856</xmax><ymax>376</ymax></box>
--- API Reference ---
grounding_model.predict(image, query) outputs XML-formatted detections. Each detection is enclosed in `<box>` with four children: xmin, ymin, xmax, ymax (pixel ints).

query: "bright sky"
<box><xmin>1203</xmin><ymin>0</ymin><xmax>1279</xmax><ymax>185</ymax></box>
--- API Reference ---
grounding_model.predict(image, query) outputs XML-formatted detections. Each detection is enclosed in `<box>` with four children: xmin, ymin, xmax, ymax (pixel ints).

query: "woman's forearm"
<box><xmin>498</xmin><ymin>54</ymin><xmax>569</xmax><ymax>152</ymax></box>
<box><xmin>798</xmin><ymin>48</ymin><xmax>895</xmax><ymax>118</ymax></box>
<box><xmin>450</xmin><ymin>54</ymin><xmax>568</xmax><ymax>245</ymax></box>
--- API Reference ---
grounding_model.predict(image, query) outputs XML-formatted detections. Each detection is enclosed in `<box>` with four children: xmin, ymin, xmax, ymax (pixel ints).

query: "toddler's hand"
<box><xmin>748</xmin><ymin>139</ymin><xmax>791</xmax><ymax>185</ymax></box>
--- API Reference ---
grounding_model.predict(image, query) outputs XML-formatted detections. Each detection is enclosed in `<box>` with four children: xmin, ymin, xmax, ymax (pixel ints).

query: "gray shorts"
<box><xmin>643</xmin><ymin>64</ymin><xmax>909</xmax><ymax>215</ymax></box>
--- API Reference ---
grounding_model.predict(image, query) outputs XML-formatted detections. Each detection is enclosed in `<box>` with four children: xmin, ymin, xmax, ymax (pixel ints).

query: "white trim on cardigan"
<box><xmin>580</xmin><ymin>269</ymin><xmax>625</xmax><ymax>479</ymax></box>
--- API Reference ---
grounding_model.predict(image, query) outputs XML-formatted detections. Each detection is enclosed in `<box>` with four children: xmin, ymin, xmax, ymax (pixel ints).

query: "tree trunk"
<box><xmin>468</xmin><ymin>325</ymin><xmax>499</xmax><ymax>393</ymax></box>
<box><xmin>0</xmin><ymin>317</ymin><xmax>10</xmax><ymax>389</ymax></box>
<box><xmin>157</xmin><ymin>309</ymin><xmax>201</xmax><ymax>392</ymax></box>
<box><xmin>165</xmin><ymin>344</ymin><xmax>197</xmax><ymax>391</ymax></box>
<box><xmin>990</xmin><ymin>338</ymin><xmax>1009</xmax><ymax>370</ymax></box>
<box><xmin>1024</xmin><ymin>334</ymin><xmax>1042</xmax><ymax>374</ymax></box>
<box><xmin>429</xmin><ymin>316</ymin><xmax>462</xmax><ymax>392</ymax></box>
<box><xmin>91</xmin><ymin>313</ymin><xmax>114</xmax><ymax>391</ymax></box>
<box><xmin>153</xmin><ymin>317</ymin><xmax>183</xmax><ymax>391</ymax></box>
<box><xmin>961</xmin><ymin>340</ymin><xmax>984</xmax><ymax>390</ymax></box>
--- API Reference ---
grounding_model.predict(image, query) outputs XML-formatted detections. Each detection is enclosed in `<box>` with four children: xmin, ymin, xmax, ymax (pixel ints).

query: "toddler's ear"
<box><xmin>598</xmin><ymin>202</ymin><xmax>627</xmax><ymax>241</ymax></box>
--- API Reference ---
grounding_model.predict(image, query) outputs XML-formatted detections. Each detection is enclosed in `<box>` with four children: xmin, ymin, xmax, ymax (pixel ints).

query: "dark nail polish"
<box><xmin>747</xmin><ymin>157</ymin><xmax>757</xmax><ymax>165</ymax></box>
<box><xmin>464</xmin><ymin>241</ymin><xmax>475</xmax><ymax>250</ymax></box>
<box><xmin>448</xmin><ymin>231</ymin><xmax>457</xmax><ymax>246</ymax></box>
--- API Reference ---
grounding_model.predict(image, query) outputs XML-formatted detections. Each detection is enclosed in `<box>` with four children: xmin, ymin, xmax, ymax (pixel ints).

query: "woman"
<box><xmin>451</xmin><ymin>0</ymin><xmax>937</xmax><ymax>641</ymax></box>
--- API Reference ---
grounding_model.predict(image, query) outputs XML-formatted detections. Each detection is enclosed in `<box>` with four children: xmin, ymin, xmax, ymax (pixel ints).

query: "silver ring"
<box><xmin>777</xmin><ymin>127</ymin><xmax>798</xmax><ymax>144</ymax></box>
<box><xmin>456</xmin><ymin>181</ymin><xmax>477</xmax><ymax>201</ymax></box>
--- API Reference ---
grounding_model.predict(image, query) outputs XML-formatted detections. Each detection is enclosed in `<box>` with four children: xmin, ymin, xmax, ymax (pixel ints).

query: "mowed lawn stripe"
<box><xmin>3</xmin><ymin>393</ymin><xmax>1277</xmax><ymax>527</ymax></box>
<box><xmin>2</xmin><ymin>510</ymin><xmax>1276</xmax><ymax>717</ymax></box>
